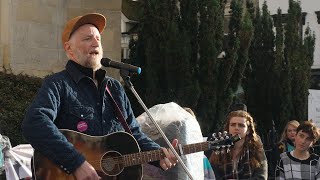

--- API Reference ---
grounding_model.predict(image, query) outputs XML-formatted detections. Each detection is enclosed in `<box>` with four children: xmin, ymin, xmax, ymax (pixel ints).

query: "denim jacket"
<box><xmin>22</xmin><ymin>60</ymin><xmax>160</xmax><ymax>174</ymax></box>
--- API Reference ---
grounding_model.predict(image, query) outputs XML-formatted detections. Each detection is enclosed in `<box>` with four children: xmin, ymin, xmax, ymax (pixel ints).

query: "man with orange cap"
<box><xmin>22</xmin><ymin>13</ymin><xmax>178</xmax><ymax>179</ymax></box>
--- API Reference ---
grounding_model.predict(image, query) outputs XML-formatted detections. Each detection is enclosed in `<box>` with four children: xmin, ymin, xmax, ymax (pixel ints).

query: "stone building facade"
<box><xmin>0</xmin><ymin>0</ymin><xmax>122</xmax><ymax>79</ymax></box>
<box><xmin>261</xmin><ymin>0</ymin><xmax>320</xmax><ymax>70</ymax></box>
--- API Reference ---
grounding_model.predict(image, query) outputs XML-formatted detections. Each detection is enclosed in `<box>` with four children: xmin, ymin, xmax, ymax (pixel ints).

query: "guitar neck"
<box><xmin>123</xmin><ymin>141</ymin><xmax>209</xmax><ymax>167</ymax></box>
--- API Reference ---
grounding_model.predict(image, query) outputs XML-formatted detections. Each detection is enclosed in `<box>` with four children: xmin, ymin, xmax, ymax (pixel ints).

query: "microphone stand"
<box><xmin>120</xmin><ymin>69</ymin><xmax>195</xmax><ymax>180</ymax></box>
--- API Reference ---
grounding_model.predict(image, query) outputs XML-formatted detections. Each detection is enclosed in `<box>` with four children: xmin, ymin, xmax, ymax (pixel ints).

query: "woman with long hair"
<box><xmin>270</xmin><ymin>120</ymin><xmax>300</xmax><ymax>177</ymax></box>
<box><xmin>278</xmin><ymin>120</ymin><xmax>300</xmax><ymax>152</ymax></box>
<box><xmin>209</xmin><ymin>110</ymin><xmax>267</xmax><ymax>179</ymax></box>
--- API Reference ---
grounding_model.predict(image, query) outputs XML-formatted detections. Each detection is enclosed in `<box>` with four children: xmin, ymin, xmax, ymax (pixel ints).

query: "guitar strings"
<box><xmin>88</xmin><ymin>154</ymin><xmax>160</xmax><ymax>167</ymax></box>
<box><xmin>84</xmin><ymin>140</ymin><xmax>232</xmax><ymax>169</ymax></box>
<box><xmin>92</xmin><ymin>142</ymin><xmax>211</xmax><ymax>166</ymax></box>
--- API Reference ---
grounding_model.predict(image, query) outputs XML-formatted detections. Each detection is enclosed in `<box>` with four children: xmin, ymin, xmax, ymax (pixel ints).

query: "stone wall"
<box><xmin>0</xmin><ymin>0</ymin><xmax>122</xmax><ymax>79</ymax></box>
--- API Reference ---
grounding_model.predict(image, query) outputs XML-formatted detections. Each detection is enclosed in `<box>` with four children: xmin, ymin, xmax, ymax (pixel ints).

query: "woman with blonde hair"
<box><xmin>270</xmin><ymin>120</ymin><xmax>300</xmax><ymax>177</ymax></box>
<box><xmin>209</xmin><ymin>110</ymin><xmax>267</xmax><ymax>179</ymax></box>
<box><xmin>278</xmin><ymin>120</ymin><xmax>300</xmax><ymax>151</ymax></box>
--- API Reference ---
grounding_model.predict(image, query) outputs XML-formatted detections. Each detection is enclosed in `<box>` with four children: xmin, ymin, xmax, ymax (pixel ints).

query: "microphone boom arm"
<box><xmin>120</xmin><ymin>69</ymin><xmax>195</xmax><ymax>180</ymax></box>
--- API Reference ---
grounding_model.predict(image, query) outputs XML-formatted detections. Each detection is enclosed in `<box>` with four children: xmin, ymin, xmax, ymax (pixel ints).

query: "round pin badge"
<box><xmin>77</xmin><ymin>121</ymin><xmax>88</xmax><ymax>132</ymax></box>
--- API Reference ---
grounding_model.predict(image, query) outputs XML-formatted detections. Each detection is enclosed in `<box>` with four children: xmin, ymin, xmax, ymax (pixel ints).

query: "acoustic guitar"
<box><xmin>32</xmin><ymin>129</ymin><xmax>240</xmax><ymax>180</ymax></box>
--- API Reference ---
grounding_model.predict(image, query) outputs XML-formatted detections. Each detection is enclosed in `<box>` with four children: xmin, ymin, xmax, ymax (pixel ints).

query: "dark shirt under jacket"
<box><xmin>22</xmin><ymin>60</ymin><xmax>160</xmax><ymax>174</ymax></box>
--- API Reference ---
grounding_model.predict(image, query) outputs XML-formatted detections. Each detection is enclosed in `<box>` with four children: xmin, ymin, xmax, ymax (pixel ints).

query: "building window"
<box><xmin>121</xmin><ymin>48</ymin><xmax>130</xmax><ymax>60</ymax></box>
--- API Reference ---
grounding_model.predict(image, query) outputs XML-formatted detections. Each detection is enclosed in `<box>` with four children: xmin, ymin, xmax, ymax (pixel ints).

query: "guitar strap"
<box><xmin>105</xmin><ymin>85</ymin><xmax>132</xmax><ymax>134</ymax></box>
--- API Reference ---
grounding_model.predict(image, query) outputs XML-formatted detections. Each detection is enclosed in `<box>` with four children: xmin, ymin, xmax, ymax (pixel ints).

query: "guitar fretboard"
<box><xmin>123</xmin><ymin>141</ymin><xmax>209</xmax><ymax>167</ymax></box>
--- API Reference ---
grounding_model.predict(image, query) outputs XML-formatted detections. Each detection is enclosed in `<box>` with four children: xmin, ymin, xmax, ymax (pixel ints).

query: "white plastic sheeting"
<box><xmin>0</xmin><ymin>135</ymin><xmax>33</xmax><ymax>180</ymax></box>
<box><xmin>136</xmin><ymin>102</ymin><xmax>206</xmax><ymax>180</ymax></box>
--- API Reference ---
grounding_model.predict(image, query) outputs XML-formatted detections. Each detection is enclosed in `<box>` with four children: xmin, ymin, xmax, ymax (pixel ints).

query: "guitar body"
<box><xmin>32</xmin><ymin>129</ymin><xmax>239</xmax><ymax>180</ymax></box>
<box><xmin>33</xmin><ymin>129</ymin><xmax>142</xmax><ymax>180</ymax></box>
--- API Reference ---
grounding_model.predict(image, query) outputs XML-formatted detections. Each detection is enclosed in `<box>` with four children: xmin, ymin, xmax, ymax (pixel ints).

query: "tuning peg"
<box><xmin>218</xmin><ymin>132</ymin><xmax>222</xmax><ymax>137</ymax></box>
<box><xmin>220</xmin><ymin>150</ymin><xmax>225</xmax><ymax>154</ymax></box>
<box><xmin>223</xmin><ymin>131</ymin><xmax>228</xmax><ymax>136</ymax></box>
<box><xmin>227</xmin><ymin>148</ymin><xmax>230</xmax><ymax>153</ymax></box>
<box><xmin>212</xmin><ymin>133</ymin><xmax>216</xmax><ymax>138</ymax></box>
<box><xmin>211</xmin><ymin>133</ymin><xmax>219</xmax><ymax>141</ymax></box>
<box><xmin>223</xmin><ymin>131</ymin><xmax>229</xmax><ymax>139</ymax></box>
<box><xmin>215</xmin><ymin>151</ymin><xmax>220</xmax><ymax>155</ymax></box>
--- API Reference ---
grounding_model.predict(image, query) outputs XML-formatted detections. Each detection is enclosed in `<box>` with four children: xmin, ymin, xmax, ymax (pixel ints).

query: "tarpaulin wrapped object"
<box><xmin>136</xmin><ymin>102</ymin><xmax>205</xmax><ymax>180</ymax></box>
<box><xmin>0</xmin><ymin>135</ymin><xmax>33</xmax><ymax>180</ymax></box>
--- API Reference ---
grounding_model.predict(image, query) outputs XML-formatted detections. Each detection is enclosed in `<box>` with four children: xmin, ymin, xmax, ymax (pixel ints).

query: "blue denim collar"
<box><xmin>66</xmin><ymin>60</ymin><xmax>106</xmax><ymax>84</ymax></box>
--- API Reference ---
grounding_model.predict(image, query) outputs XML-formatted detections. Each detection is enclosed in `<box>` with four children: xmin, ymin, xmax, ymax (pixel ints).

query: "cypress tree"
<box><xmin>178</xmin><ymin>0</ymin><xmax>201</xmax><ymax>109</ymax></box>
<box><xmin>125</xmin><ymin>1</ymin><xmax>151</xmax><ymax>114</ymax></box>
<box><xmin>273</xmin><ymin>8</ymin><xmax>293</xmax><ymax>131</ymax></box>
<box><xmin>270</xmin><ymin>0</ymin><xmax>316</xmax><ymax>126</ymax></box>
<box><xmin>246</xmin><ymin>1</ymin><xmax>275</xmax><ymax>132</ymax></box>
<box><xmin>229</xmin><ymin>10</ymin><xmax>253</xmax><ymax>96</ymax></box>
<box><xmin>303</xmin><ymin>26</ymin><xmax>315</xmax><ymax>68</ymax></box>
<box><xmin>244</xmin><ymin>6</ymin><xmax>262</xmax><ymax>121</ymax></box>
<box><xmin>180</xmin><ymin>0</ymin><xmax>199</xmax><ymax>78</ymax></box>
<box><xmin>164</xmin><ymin>1</ymin><xmax>198</xmax><ymax>108</ymax></box>
<box><xmin>214</xmin><ymin>0</ymin><xmax>242</xmax><ymax>131</ymax></box>
<box><xmin>285</xmin><ymin>0</ymin><xmax>306</xmax><ymax>120</ymax></box>
<box><xmin>128</xmin><ymin>0</ymin><xmax>161</xmax><ymax>112</ymax></box>
<box><xmin>197</xmin><ymin>0</ymin><xmax>222</xmax><ymax>134</ymax></box>
<box><xmin>296</xmin><ymin>26</ymin><xmax>315</xmax><ymax>120</ymax></box>
<box><xmin>257</xmin><ymin>1</ymin><xmax>275</xmax><ymax>131</ymax></box>
<box><xmin>127</xmin><ymin>0</ymin><xmax>174</xmax><ymax>111</ymax></box>
<box><xmin>129</xmin><ymin>0</ymin><xmax>197</xmax><ymax>114</ymax></box>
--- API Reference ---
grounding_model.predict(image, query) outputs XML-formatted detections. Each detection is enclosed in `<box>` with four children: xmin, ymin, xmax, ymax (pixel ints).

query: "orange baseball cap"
<box><xmin>61</xmin><ymin>13</ymin><xmax>106</xmax><ymax>45</ymax></box>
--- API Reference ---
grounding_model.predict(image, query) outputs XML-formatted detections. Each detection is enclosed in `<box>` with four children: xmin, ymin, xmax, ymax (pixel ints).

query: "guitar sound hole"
<box><xmin>101</xmin><ymin>151</ymin><xmax>124</xmax><ymax>176</ymax></box>
<box><xmin>104</xmin><ymin>158</ymin><xmax>115</xmax><ymax>171</ymax></box>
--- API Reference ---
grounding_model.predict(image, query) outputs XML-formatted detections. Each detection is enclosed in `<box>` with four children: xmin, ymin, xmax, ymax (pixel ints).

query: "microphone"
<box><xmin>101</xmin><ymin>58</ymin><xmax>141</xmax><ymax>74</ymax></box>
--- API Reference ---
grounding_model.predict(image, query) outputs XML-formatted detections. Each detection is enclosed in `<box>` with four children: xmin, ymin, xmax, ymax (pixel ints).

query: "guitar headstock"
<box><xmin>207</xmin><ymin>131</ymin><xmax>241</xmax><ymax>154</ymax></box>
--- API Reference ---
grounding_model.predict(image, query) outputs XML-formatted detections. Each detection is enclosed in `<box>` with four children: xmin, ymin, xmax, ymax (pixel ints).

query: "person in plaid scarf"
<box><xmin>275</xmin><ymin>121</ymin><xmax>320</xmax><ymax>180</ymax></box>
<box><xmin>209</xmin><ymin>110</ymin><xmax>268</xmax><ymax>179</ymax></box>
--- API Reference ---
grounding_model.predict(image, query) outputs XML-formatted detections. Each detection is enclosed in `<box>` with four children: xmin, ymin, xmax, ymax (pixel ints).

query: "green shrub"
<box><xmin>0</xmin><ymin>72</ymin><xmax>42</xmax><ymax>146</ymax></box>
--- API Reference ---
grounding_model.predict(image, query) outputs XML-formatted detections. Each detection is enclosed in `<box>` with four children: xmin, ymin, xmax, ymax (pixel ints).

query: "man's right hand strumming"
<box><xmin>74</xmin><ymin>161</ymin><xmax>101</xmax><ymax>180</ymax></box>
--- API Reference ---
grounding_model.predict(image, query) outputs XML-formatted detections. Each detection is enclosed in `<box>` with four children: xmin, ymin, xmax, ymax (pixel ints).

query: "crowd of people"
<box><xmin>274</xmin><ymin>121</ymin><xmax>320</xmax><ymax>179</ymax></box>
<box><xmin>20</xmin><ymin>12</ymin><xmax>320</xmax><ymax>180</ymax></box>
<box><xmin>203</xmin><ymin>104</ymin><xmax>320</xmax><ymax>180</ymax></box>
